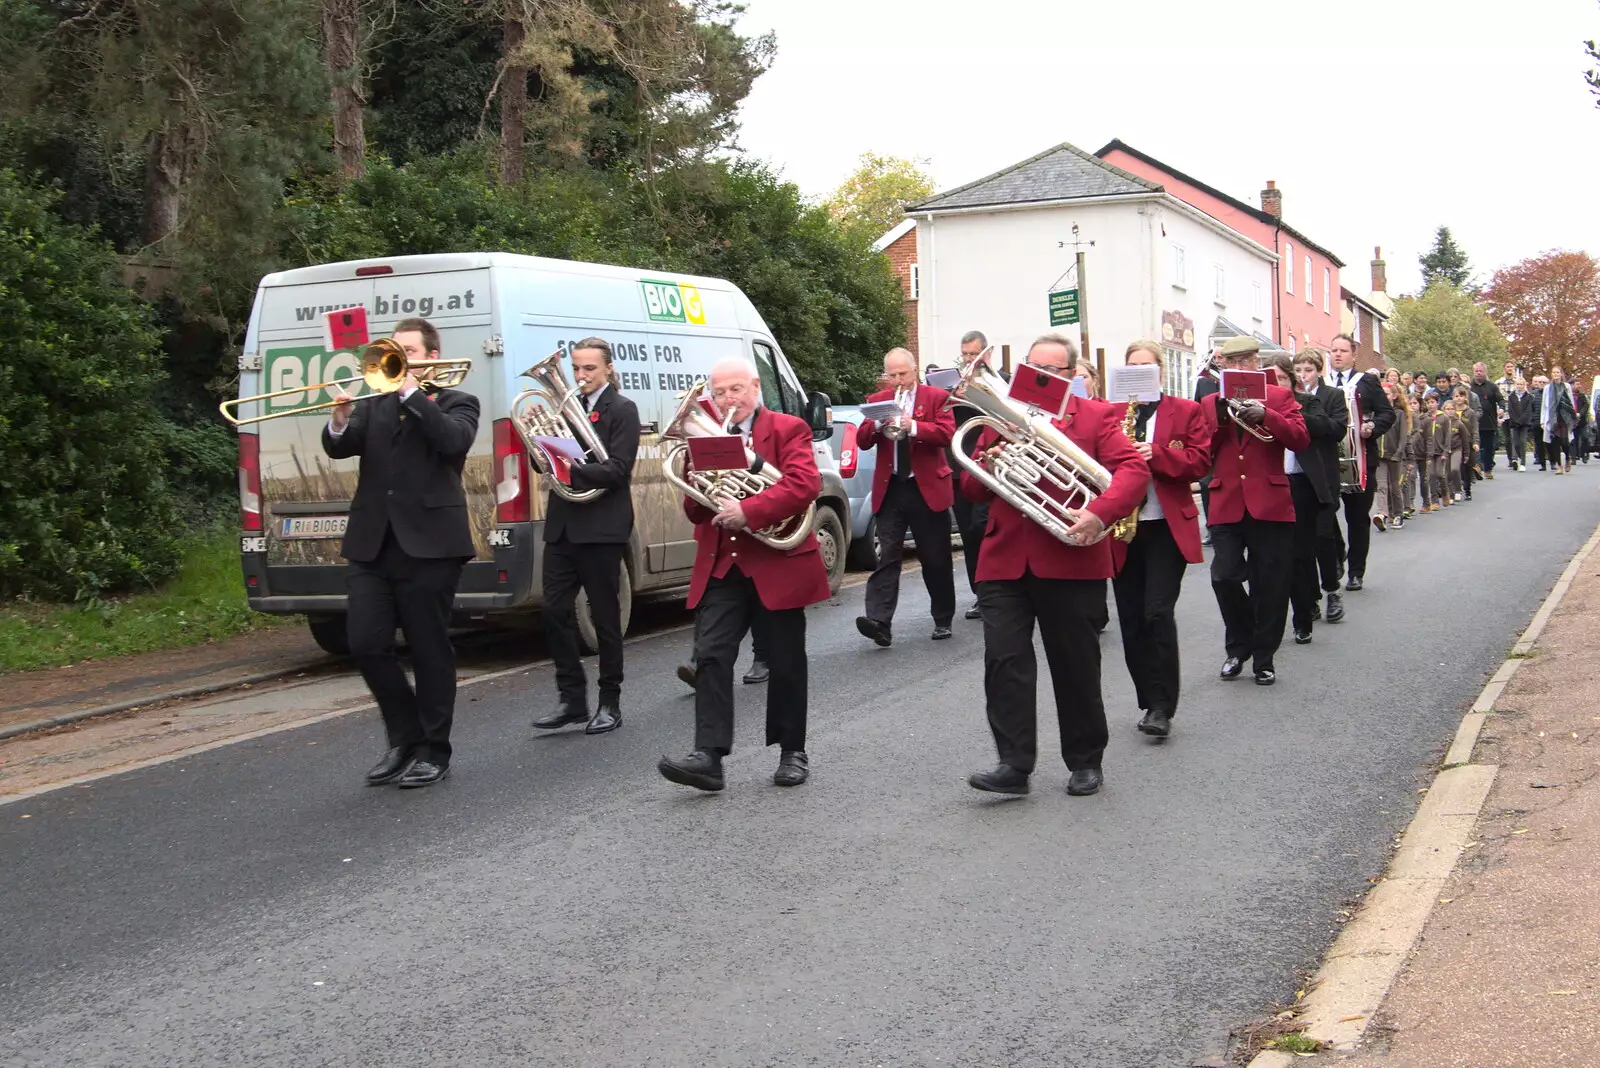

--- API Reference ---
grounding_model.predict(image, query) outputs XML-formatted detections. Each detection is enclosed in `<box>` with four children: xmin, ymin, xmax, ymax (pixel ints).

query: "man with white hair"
<box><xmin>854</xmin><ymin>347</ymin><xmax>958</xmax><ymax>646</ymax></box>
<box><xmin>658</xmin><ymin>358</ymin><xmax>831</xmax><ymax>792</ymax></box>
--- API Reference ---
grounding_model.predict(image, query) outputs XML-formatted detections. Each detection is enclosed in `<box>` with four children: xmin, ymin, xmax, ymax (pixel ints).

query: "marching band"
<box><xmin>321</xmin><ymin>315</ymin><xmax>1465</xmax><ymax>796</ymax></box>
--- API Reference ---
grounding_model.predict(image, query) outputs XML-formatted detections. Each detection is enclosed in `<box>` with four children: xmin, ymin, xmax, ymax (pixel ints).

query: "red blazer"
<box><xmin>1200</xmin><ymin>386</ymin><xmax>1311</xmax><ymax>525</ymax></box>
<box><xmin>1109</xmin><ymin>394</ymin><xmax>1213</xmax><ymax>566</ymax></box>
<box><xmin>854</xmin><ymin>383</ymin><xmax>956</xmax><ymax>512</ymax></box>
<box><xmin>959</xmin><ymin>395</ymin><xmax>1151</xmax><ymax>582</ymax></box>
<box><xmin>684</xmin><ymin>407</ymin><xmax>832</xmax><ymax>612</ymax></box>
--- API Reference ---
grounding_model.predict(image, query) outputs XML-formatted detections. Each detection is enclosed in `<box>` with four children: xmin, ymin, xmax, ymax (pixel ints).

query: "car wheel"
<box><xmin>814</xmin><ymin>506</ymin><xmax>848</xmax><ymax>593</ymax></box>
<box><xmin>307</xmin><ymin>614</ymin><xmax>350</xmax><ymax>656</ymax></box>
<box><xmin>576</xmin><ymin>561</ymin><xmax>633</xmax><ymax>655</ymax></box>
<box><xmin>846</xmin><ymin>515</ymin><xmax>878</xmax><ymax>570</ymax></box>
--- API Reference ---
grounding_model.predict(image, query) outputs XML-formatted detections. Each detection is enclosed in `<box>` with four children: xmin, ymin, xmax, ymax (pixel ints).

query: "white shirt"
<box><xmin>580</xmin><ymin>383</ymin><xmax>609</xmax><ymax>412</ymax></box>
<box><xmin>1137</xmin><ymin>404</ymin><xmax>1164</xmax><ymax>521</ymax></box>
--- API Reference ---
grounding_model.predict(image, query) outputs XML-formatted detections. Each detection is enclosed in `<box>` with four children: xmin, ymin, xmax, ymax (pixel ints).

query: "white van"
<box><xmin>234</xmin><ymin>252</ymin><xmax>851</xmax><ymax>653</ymax></box>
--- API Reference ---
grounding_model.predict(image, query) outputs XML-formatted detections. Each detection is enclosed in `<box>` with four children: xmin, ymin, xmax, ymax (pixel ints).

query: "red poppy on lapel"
<box><xmin>589</xmin><ymin>410</ymin><xmax>600</xmax><ymax>423</ymax></box>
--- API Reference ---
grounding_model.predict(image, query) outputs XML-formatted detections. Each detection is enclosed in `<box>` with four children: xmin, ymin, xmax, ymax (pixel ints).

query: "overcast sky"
<box><xmin>731</xmin><ymin>0</ymin><xmax>1600</xmax><ymax>297</ymax></box>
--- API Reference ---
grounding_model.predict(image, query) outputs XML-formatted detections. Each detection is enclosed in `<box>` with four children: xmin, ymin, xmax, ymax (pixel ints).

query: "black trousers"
<box><xmin>1288</xmin><ymin>475</ymin><xmax>1340</xmax><ymax>632</ymax></box>
<box><xmin>541</xmin><ymin>537</ymin><xmax>625</xmax><ymax>704</ymax></box>
<box><xmin>1111</xmin><ymin>519</ymin><xmax>1187</xmax><ymax>717</ymax></box>
<box><xmin>692</xmin><ymin>568</ymin><xmax>807</xmax><ymax>754</ymax></box>
<box><xmin>1506</xmin><ymin>425</ymin><xmax>1527</xmax><ymax>467</ymax></box>
<box><xmin>1339</xmin><ymin>482</ymin><xmax>1375</xmax><ymax>577</ymax></box>
<box><xmin>1209</xmin><ymin>514</ymin><xmax>1294</xmax><ymax>671</ymax></box>
<box><xmin>347</xmin><ymin>529</ymin><xmax>465</xmax><ymax>765</ymax></box>
<box><xmin>980</xmin><ymin>572</ymin><xmax>1108</xmax><ymax>773</ymax></box>
<box><xmin>1534</xmin><ymin>432</ymin><xmax>1547</xmax><ymax>467</ymax></box>
<box><xmin>952</xmin><ymin>494</ymin><xmax>989</xmax><ymax>594</ymax></box>
<box><xmin>865</xmin><ymin>477</ymin><xmax>956</xmax><ymax>627</ymax></box>
<box><xmin>1479</xmin><ymin>425</ymin><xmax>1498</xmax><ymax>472</ymax></box>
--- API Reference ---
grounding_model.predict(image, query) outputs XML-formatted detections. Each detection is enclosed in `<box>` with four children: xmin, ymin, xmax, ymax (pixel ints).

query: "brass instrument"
<box><xmin>1110</xmin><ymin>397</ymin><xmax>1141</xmax><ymax>544</ymax></box>
<box><xmin>879</xmin><ymin>387</ymin><xmax>914</xmax><ymax>442</ymax></box>
<box><xmin>1335</xmin><ymin>375</ymin><xmax>1365</xmax><ymax>493</ymax></box>
<box><xmin>1197</xmin><ymin>352</ymin><xmax>1274</xmax><ymax>443</ymax></box>
<box><xmin>661</xmin><ymin>381</ymin><xmax>815</xmax><ymax>552</ymax></box>
<box><xmin>948</xmin><ymin>358</ymin><xmax>1118</xmax><ymax>546</ymax></box>
<box><xmin>509</xmin><ymin>350</ymin><xmax>611</xmax><ymax>504</ymax></box>
<box><xmin>220</xmin><ymin>337</ymin><xmax>472</xmax><ymax>426</ymax></box>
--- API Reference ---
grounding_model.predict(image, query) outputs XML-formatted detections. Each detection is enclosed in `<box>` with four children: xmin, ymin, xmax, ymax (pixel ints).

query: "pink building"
<box><xmin>1097</xmin><ymin>140</ymin><xmax>1345</xmax><ymax>354</ymax></box>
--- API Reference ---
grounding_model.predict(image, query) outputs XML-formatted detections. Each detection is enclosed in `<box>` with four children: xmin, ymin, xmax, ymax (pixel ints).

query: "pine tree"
<box><xmin>1419</xmin><ymin>226</ymin><xmax>1473</xmax><ymax>290</ymax></box>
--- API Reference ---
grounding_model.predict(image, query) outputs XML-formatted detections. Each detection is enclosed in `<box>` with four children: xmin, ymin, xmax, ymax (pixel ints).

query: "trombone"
<box><xmin>219</xmin><ymin>337</ymin><xmax>472</xmax><ymax>426</ymax></box>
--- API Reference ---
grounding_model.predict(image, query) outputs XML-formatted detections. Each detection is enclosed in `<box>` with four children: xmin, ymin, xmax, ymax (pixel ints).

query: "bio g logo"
<box><xmin>640</xmin><ymin>280</ymin><xmax>707</xmax><ymax>326</ymax></box>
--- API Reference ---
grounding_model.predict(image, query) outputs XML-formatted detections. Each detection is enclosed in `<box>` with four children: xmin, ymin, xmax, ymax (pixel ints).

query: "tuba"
<box><xmin>1198</xmin><ymin>352</ymin><xmax>1274</xmax><ymax>442</ymax></box>
<box><xmin>661</xmin><ymin>381</ymin><xmax>815</xmax><ymax>552</ymax></box>
<box><xmin>948</xmin><ymin>359</ymin><xmax>1118</xmax><ymax>545</ymax></box>
<box><xmin>509</xmin><ymin>350</ymin><xmax>611</xmax><ymax>504</ymax></box>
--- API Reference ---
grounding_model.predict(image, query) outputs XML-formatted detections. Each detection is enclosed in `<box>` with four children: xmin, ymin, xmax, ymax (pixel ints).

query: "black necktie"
<box><xmin>1336</xmin><ymin>371</ymin><xmax>1346</xmax><ymax>388</ymax></box>
<box><xmin>1133</xmin><ymin>401</ymin><xmax>1158</xmax><ymax>443</ymax></box>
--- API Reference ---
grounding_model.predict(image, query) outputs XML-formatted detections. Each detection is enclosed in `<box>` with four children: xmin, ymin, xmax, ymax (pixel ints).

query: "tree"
<box><xmin>323</xmin><ymin>0</ymin><xmax>369</xmax><ymax>182</ymax></box>
<box><xmin>1418</xmin><ymin>226</ymin><xmax>1473</xmax><ymax>291</ymax></box>
<box><xmin>823</xmin><ymin>152</ymin><xmax>935</xmax><ymax>240</ymax></box>
<box><xmin>1481</xmin><ymin>250</ymin><xmax>1600</xmax><ymax>384</ymax></box>
<box><xmin>1383</xmin><ymin>282</ymin><xmax>1508</xmax><ymax>376</ymax></box>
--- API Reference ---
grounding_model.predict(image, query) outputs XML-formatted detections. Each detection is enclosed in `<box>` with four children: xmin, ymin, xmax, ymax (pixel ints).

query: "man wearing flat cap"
<box><xmin>1198</xmin><ymin>335</ymin><xmax>1310</xmax><ymax>686</ymax></box>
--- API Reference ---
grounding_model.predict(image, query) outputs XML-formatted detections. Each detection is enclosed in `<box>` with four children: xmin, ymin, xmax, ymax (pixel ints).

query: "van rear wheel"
<box><xmin>307</xmin><ymin>614</ymin><xmax>350</xmax><ymax>656</ymax></box>
<box><xmin>576</xmin><ymin>563</ymin><xmax>633</xmax><ymax>655</ymax></box>
<box><xmin>815</xmin><ymin>506</ymin><xmax>847</xmax><ymax>594</ymax></box>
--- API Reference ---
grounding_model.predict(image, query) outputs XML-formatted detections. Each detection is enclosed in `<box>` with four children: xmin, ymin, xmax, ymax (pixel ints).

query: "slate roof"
<box><xmin>910</xmin><ymin>142</ymin><xmax>1161</xmax><ymax>213</ymax></box>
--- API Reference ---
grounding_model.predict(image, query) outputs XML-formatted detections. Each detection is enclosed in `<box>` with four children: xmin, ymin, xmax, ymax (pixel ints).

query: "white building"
<box><xmin>906</xmin><ymin>142</ymin><xmax>1278</xmax><ymax>398</ymax></box>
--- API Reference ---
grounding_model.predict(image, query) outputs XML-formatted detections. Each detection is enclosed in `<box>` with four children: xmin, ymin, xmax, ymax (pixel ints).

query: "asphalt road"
<box><xmin>4</xmin><ymin>466</ymin><xmax>1598</xmax><ymax>1068</ymax></box>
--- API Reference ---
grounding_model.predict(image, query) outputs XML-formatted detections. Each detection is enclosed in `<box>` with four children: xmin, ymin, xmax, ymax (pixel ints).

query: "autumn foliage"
<box><xmin>1480</xmin><ymin>251</ymin><xmax>1600</xmax><ymax>384</ymax></box>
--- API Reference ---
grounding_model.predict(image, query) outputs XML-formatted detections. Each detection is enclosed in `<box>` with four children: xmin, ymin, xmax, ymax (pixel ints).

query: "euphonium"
<box><xmin>1110</xmin><ymin>397</ymin><xmax>1140</xmax><ymax>544</ymax></box>
<box><xmin>948</xmin><ymin>359</ymin><xmax>1117</xmax><ymax>545</ymax></box>
<box><xmin>1197</xmin><ymin>352</ymin><xmax>1275</xmax><ymax>442</ymax></box>
<box><xmin>509</xmin><ymin>349</ymin><xmax>611</xmax><ymax>504</ymax></box>
<box><xmin>661</xmin><ymin>381</ymin><xmax>815</xmax><ymax>552</ymax></box>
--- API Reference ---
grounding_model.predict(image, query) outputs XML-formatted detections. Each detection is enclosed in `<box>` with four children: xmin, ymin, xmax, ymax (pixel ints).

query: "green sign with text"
<box><xmin>1048</xmin><ymin>288</ymin><xmax>1080</xmax><ymax>326</ymax></box>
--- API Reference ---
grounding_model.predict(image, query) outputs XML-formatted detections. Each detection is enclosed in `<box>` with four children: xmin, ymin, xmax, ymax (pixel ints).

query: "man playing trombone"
<box><xmin>658</xmin><ymin>358</ymin><xmax>831</xmax><ymax>792</ymax></box>
<box><xmin>532</xmin><ymin>337</ymin><xmax>640</xmax><ymax>737</ymax></box>
<box><xmin>324</xmin><ymin>317</ymin><xmax>480</xmax><ymax>789</ymax></box>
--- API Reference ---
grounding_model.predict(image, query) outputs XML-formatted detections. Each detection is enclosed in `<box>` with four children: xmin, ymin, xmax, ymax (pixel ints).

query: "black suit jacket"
<box><xmin>322</xmin><ymin>387</ymin><xmax>481</xmax><ymax>562</ymax></box>
<box><xmin>1194</xmin><ymin>375</ymin><xmax>1219</xmax><ymax>403</ymax></box>
<box><xmin>543</xmin><ymin>386</ymin><xmax>641</xmax><ymax>544</ymax></box>
<box><xmin>1294</xmin><ymin>385</ymin><xmax>1348</xmax><ymax>506</ymax></box>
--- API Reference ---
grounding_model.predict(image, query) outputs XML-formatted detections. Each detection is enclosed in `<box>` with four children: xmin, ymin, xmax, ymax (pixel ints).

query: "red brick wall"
<box><xmin>1352</xmin><ymin>307</ymin><xmax>1385</xmax><ymax>372</ymax></box>
<box><xmin>883</xmin><ymin>228</ymin><xmax>919</xmax><ymax>357</ymax></box>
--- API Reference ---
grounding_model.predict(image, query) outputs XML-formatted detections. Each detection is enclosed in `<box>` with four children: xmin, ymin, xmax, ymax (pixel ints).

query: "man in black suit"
<box><xmin>324</xmin><ymin>317</ymin><xmax>480</xmax><ymax>789</ymax></box>
<box><xmin>1281</xmin><ymin>351</ymin><xmax>1348</xmax><ymax>643</ymax></box>
<box><xmin>533</xmin><ymin>337</ymin><xmax>641</xmax><ymax>736</ymax></box>
<box><xmin>949</xmin><ymin>330</ymin><xmax>992</xmax><ymax>620</ymax></box>
<box><xmin>1323</xmin><ymin>334</ymin><xmax>1395</xmax><ymax>592</ymax></box>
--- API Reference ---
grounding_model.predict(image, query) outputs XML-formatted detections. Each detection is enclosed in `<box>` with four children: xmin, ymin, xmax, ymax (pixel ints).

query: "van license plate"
<box><xmin>280</xmin><ymin>515</ymin><xmax>349</xmax><ymax>539</ymax></box>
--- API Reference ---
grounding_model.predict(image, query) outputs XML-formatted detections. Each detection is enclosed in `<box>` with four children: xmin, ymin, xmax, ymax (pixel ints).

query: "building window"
<box><xmin>1284</xmin><ymin>244</ymin><xmax>1294</xmax><ymax>294</ymax></box>
<box><xmin>909</xmin><ymin>263</ymin><xmax>920</xmax><ymax>300</ymax></box>
<box><xmin>1288</xmin><ymin>335</ymin><xmax>1297</xmax><ymax>355</ymax></box>
<box><xmin>1164</xmin><ymin>349</ymin><xmax>1195</xmax><ymax>400</ymax></box>
<box><xmin>1173</xmin><ymin>245</ymin><xmax>1187</xmax><ymax>287</ymax></box>
<box><xmin>1353</xmin><ymin>314</ymin><xmax>1361</xmax><ymax>343</ymax></box>
<box><xmin>1322</xmin><ymin>267</ymin><xmax>1330</xmax><ymax>314</ymax></box>
<box><xmin>1304</xmin><ymin>256</ymin><xmax>1313</xmax><ymax>305</ymax></box>
<box><xmin>1252</xmin><ymin>282</ymin><xmax>1262</xmax><ymax>319</ymax></box>
<box><xmin>1213</xmin><ymin>265</ymin><xmax>1225</xmax><ymax>303</ymax></box>
<box><xmin>1372</xmin><ymin>320</ymin><xmax>1381</xmax><ymax>353</ymax></box>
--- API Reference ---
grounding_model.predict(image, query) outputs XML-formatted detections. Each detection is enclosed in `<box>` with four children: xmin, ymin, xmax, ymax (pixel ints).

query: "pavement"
<box><xmin>2</xmin><ymin>465</ymin><xmax>1598</xmax><ymax>1067</ymax></box>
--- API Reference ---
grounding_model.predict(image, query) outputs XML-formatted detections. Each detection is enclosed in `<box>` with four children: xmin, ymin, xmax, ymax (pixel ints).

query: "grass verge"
<box><xmin>0</xmin><ymin>527</ymin><xmax>287</xmax><ymax>673</ymax></box>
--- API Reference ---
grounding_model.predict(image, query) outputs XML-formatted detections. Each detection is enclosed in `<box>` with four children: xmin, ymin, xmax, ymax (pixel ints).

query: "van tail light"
<box><xmin>838</xmin><ymin>423</ymin><xmax>859</xmax><ymax>478</ymax></box>
<box><xmin>493</xmin><ymin>418</ymin><xmax>531</xmax><ymax>523</ymax></box>
<box><xmin>238</xmin><ymin>433</ymin><xmax>263</xmax><ymax>531</ymax></box>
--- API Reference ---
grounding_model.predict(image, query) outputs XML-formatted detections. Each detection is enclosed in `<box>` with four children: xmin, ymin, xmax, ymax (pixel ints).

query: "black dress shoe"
<box><xmin>931</xmin><ymin>624</ymin><xmax>953</xmax><ymax>641</ymax></box>
<box><xmin>742</xmin><ymin>660</ymin><xmax>770</xmax><ymax>684</ymax></box>
<box><xmin>677</xmin><ymin>662</ymin><xmax>698</xmax><ymax>689</ymax></box>
<box><xmin>397</xmin><ymin>760</ymin><xmax>449</xmax><ymax>788</ymax></box>
<box><xmin>773</xmin><ymin>749</ymin><xmax>809</xmax><ymax>786</ymax></box>
<box><xmin>1220</xmin><ymin>656</ymin><xmax>1244</xmax><ymax>679</ymax></box>
<box><xmin>585</xmin><ymin>702</ymin><xmax>621</xmax><ymax>735</ymax></box>
<box><xmin>1137</xmin><ymin>709</ymin><xmax>1171</xmax><ymax>737</ymax></box>
<box><xmin>1254</xmin><ymin>668</ymin><xmax>1277</xmax><ymax>686</ymax></box>
<box><xmin>533</xmin><ymin>701</ymin><xmax>589</xmax><ymax>730</ymax></box>
<box><xmin>1325</xmin><ymin>592</ymin><xmax>1345</xmax><ymax>623</ymax></box>
<box><xmin>365</xmin><ymin>746</ymin><xmax>416</xmax><ymax>786</ymax></box>
<box><xmin>658</xmin><ymin>750</ymin><xmax>725</xmax><ymax>791</ymax></box>
<box><xmin>855</xmin><ymin>615</ymin><xmax>892</xmax><ymax>647</ymax></box>
<box><xmin>965</xmin><ymin>603</ymin><xmax>983</xmax><ymax>620</ymax></box>
<box><xmin>1345</xmin><ymin>573</ymin><xmax>1363</xmax><ymax>592</ymax></box>
<box><xmin>1066</xmin><ymin>767</ymin><xmax>1103</xmax><ymax>796</ymax></box>
<box><xmin>968</xmin><ymin>764</ymin><xmax>1030</xmax><ymax>795</ymax></box>
<box><xmin>1293</xmin><ymin>628</ymin><xmax>1312</xmax><ymax>645</ymax></box>
<box><xmin>1311</xmin><ymin>602</ymin><xmax>1322</xmax><ymax>622</ymax></box>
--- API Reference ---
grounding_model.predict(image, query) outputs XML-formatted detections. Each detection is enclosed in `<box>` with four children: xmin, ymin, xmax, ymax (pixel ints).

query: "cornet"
<box><xmin>220</xmin><ymin>338</ymin><xmax>471</xmax><ymax>426</ymax></box>
<box><xmin>1197</xmin><ymin>352</ymin><xmax>1274</xmax><ymax>443</ymax></box>
<box><xmin>879</xmin><ymin>386</ymin><xmax>915</xmax><ymax>441</ymax></box>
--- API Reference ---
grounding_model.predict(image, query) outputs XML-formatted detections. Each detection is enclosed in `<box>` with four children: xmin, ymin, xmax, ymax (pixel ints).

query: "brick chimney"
<box><xmin>1371</xmin><ymin>245</ymin><xmax>1387</xmax><ymax>294</ymax></box>
<box><xmin>1260</xmin><ymin>180</ymin><xmax>1282</xmax><ymax>217</ymax></box>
